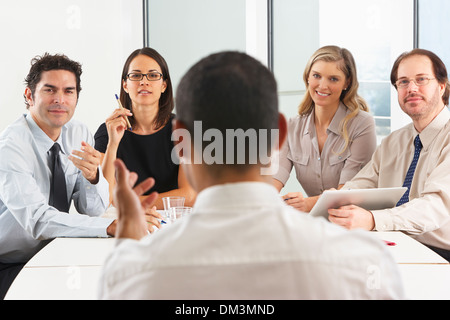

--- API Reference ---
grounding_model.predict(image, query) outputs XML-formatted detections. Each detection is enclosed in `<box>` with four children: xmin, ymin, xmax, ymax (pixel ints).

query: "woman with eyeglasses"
<box><xmin>94</xmin><ymin>48</ymin><xmax>196</xmax><ymax>215</ymax></box>
<box><xmin>273</xmin><ymin>45</ymin><xmax>376</xmax><ymax>212</ymax></box>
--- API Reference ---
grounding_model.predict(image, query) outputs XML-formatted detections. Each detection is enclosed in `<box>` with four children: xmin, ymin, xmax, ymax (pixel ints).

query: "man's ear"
<box><xmin>24</xmin><ymin>87</ymin><xmax>34</xmax><ymax>107</ymax></box>
<box><xmin>277</xmin><ymin>113</ymin><xmax>287</xmax><ymax>150</ymax></box>
<box><xmin>439</xmin><ymin>81</ymin><xmax>446</xmax><ymax>98</ymax></box>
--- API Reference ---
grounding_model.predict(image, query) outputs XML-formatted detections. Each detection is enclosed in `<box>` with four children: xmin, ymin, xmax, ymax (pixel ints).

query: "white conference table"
<box><xmin>372</xmin><ymin>232</ymin><xmax>450</xmax><ymax>300</ymax></box>
<box><xmin>5</xmin><ymin>231</ymin><xmax>450</xmax><ymax>300</ymax></box>
<box><xmin>5</xmin><ymin>237</ymin><xmax>114</xmax><ymax>300</ymax></box>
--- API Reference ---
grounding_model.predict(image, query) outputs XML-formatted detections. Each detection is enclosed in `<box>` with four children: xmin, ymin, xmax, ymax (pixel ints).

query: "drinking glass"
<box><xmin>168</xmin><ymin>206</ymin><xmax>192</xmax><ymax>223</ymax></box>
<box><xmin>162</xmin><ymin>196</ymin><xmax>185</xmax><ymax>220</ymax></box>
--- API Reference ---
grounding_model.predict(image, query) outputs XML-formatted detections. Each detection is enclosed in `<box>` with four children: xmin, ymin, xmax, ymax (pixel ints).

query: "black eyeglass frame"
<box><xmin>126</xmin><ymin>71</ymin><xmax>163</xmax><ymax>81</ymax></box>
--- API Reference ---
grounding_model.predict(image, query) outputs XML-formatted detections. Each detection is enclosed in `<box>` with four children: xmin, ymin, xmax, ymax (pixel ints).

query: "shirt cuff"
<box><xmin>89</xmin><ymin>217</ymin><xmax>115</xmax><ymax>238</ymax></box>
<box><xmin>372</xmin><ymin>209</ymin><xmax>395</xmax><ymax>231</ymax></box>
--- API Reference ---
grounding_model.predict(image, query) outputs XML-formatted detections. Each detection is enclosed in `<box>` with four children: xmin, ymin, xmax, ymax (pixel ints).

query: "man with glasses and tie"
<box><xmin>0</xmin><ymin>53</ymin><xmax>115</xmax><ymax>298</ymax></box>
<box><xmin>328</xmin><ymin>49</ymin><xmax>450</xmax><ymax>261</ymax></box>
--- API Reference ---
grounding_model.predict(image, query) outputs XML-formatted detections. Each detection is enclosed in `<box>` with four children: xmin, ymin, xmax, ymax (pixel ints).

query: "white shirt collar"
<box><xmin>25</xmin><ymin>113</ymin><xmax>68</xmax><ymax>154</ymax></box>
<box><xmin>193</xmin><ymin>181</ymin><xmax>282</xmax><ymax>211</ymax></box>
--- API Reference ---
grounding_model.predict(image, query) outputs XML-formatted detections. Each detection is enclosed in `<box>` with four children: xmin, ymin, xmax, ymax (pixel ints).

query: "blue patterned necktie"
<box><xmin>396</xmin><ymin>135</ymin><xmax>423</xmax><ymax>206</ymax></box>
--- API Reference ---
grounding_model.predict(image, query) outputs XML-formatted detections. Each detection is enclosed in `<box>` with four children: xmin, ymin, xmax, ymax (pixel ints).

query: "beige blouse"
<box><xmin>273</xmin><ymin>103</ymin><xmax>376</xmax><ymax>196</ymax></box>
<box><xmin>344</xmin><ymin>107</ymin><xmax>450</xmax><ymax>250</ymax></box>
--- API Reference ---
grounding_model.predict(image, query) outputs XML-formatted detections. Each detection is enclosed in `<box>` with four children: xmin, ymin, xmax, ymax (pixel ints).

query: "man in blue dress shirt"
<box><xmin>0</xmin><ymin>53</ymin><xmax>115</xmax><ymax>298</ymax></box>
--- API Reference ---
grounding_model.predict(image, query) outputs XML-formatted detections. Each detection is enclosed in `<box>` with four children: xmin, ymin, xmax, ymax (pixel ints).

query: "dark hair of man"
<box><xmin>175</xmin><ymin>51</ymin><xmax>278</xmax><ymax>172</ymax></box>
<box><xmin>120</xmin><ymin>47</ymin><xmax>174</xmax><ymax>130</ymax></box>
<box><xmin>24</xmin><ymin>53</ymin><xmax>82</xmax><ymax>109</ymax></box>
<box><xmin>390</xmin><ymin>48</ymin><xmax>450</xmax><ymax>106</ymax></box>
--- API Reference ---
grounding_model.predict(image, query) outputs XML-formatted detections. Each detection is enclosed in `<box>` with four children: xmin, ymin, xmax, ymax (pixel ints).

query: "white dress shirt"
<box><xmin>0</xmin><ymin>114</ymin><xmax>112</xmax><ymax>263</ymax></box>
<box><xmin>99</xmin><ymin>181</ymin><xmax>404</xmax><ymax>300</ymax></box>
<box><xmin>344</xmin><ymin>107</ymin><xmax>450</xmax><ymax>250</ymax></box>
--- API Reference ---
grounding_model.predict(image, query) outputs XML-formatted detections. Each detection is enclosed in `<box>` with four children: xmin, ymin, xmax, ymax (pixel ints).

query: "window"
<box><xmin>418</xmin><ymin>0</ymin><xmax>450</xmax><ymax>72</ymax></box>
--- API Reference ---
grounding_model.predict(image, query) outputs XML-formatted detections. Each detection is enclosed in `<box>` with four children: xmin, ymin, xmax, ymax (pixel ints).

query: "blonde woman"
<box><xmin>273</xmin><ymin>46</ymin><xmax>376</xmax><ymax>212</ymax></box>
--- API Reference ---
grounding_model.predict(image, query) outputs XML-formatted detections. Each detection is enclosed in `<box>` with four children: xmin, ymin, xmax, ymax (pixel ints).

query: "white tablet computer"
<box><xmin>309</xmin><ymin>187</ymin><xmax>407</xmax><ymax>219</ymax></box>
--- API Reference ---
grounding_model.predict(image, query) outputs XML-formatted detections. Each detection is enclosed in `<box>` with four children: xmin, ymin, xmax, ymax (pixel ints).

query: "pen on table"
<box><xmin>115</xmin><ymin>94</ymin><xmax>132</xmax><ymax>131</ymax></box>
<box><xmin>383</xmin><ymin>240</ymin><xmax>396</xmax><ymax>246</ymax></box>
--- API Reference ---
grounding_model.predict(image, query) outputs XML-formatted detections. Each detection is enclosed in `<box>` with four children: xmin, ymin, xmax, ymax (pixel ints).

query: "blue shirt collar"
<box><xmin>25</xmin><ymin>113</ymin><xmax>67</xmax><ymax>154</ymax></box>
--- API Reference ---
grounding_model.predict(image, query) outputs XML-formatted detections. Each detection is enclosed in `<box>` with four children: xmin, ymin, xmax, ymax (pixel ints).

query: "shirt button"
<box><xmin>318</xmin><ymin>157</ymin><xmax>321</xmax><ymax>161</ymax></box>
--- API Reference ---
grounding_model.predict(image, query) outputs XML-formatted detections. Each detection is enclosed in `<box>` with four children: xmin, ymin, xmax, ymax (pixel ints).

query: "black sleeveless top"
<box><xmin>94</xmin><ymin>114</ymin><xmax>179</xmax><ymax>195</ymax></box>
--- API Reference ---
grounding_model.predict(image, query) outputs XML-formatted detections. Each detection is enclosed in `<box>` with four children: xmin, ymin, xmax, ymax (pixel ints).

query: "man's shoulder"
<box><xmin>0</xmin><ymin>116</ymin><xmax>35</xmax><ymax>170</ymax></box>
<box><xmin>378</xmin><ymin>123</ymin><xmax>413</xmax><ymax>146</ymax></box>
<box><xmin>0</xmin><ymin>115</ymin><xmax>33</xmax><ymax>147</ymax></box>
<box><xmin>64</xmin><ymin>118</ymin><xmax>91</xmax><ymax>133</ymax></box>
<box><xmin>1</xmin><ymin>114</ymin><xmax>28</xmax><ymax>134</ymax></box>
<box><xmin>63</xmin><ymin>118</ymin><xmax>94</xmax><ymax>142</ymax></box>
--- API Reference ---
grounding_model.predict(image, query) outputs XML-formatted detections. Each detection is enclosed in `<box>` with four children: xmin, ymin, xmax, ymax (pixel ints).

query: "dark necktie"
<box><xmin>396</xmin><ymin>135</ymin><xmax>423</xmax><ymax>206</ymax></box>
<box><xmin>49</xmin><ymin>143</ymin><xmax>69</xmax><ymax>212</ymax></box>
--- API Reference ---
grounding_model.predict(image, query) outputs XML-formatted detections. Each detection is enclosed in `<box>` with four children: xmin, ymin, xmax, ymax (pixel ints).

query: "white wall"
<box><xmin>0</xmin><ymin>0</ymin><xmax>142</xmax><ymax>135</ymax></box>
